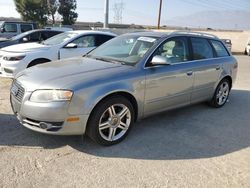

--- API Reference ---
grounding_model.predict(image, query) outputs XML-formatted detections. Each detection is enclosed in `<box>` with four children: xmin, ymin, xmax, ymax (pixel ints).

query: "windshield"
<box><xmin>88</xmin><ymin>35</ymin><xmax>158</xmax><ymax>65</ymax></box>
<box><xmin>11</xmin><ymin>30</ymin><xmax>35</xmax><ymax>40</ymax></box>
<box><xmin>43</xmin><ymin>32</ymin><xmax>78</xmax><ymax>46</ymax></box>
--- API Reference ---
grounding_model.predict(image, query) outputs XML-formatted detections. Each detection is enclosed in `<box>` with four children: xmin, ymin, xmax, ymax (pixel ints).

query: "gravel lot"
<box><xmin>0</xmin><ymin>56</ymin><xmax>249</xmax><ymax>188</ymax></box>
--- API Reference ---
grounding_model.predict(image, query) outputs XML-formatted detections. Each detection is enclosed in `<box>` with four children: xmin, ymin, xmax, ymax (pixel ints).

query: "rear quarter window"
<box><xmin>210</xmin><ymin>40</ymin><xmax>229</xmax><ymax>57</ymax></box>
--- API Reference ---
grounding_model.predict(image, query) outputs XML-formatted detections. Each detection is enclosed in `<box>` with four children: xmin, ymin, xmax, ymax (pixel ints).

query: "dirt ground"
<box><xmin>0</xmin><ymin>56</ymin><xmax>249</xmax><ymax>188</ymax></box>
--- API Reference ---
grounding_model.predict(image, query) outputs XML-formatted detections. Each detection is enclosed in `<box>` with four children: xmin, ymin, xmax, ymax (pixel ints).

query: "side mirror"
<box><xmin>65</xmin><ymin>43</ymin><xmax>77</xmax><ymax>48</ymax></box>
<box><xmin>151</xmin><ymin>55</ymin><xmax>170</xmax><ymax>66</ymax></box>
<box><xmin>22</xmin><ymin>37</ymin><xmax>28</xmax><ymax>42</ymax></box>
<box><xmin>0</xmin><ymin>27</ymin><xmax>4</xmax><ymax>33</ymax></box>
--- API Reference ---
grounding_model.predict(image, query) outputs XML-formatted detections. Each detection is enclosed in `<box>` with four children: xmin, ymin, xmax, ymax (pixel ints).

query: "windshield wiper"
<box><xmin>94</xmin><ymin>57</ymin><xmax>124</xmax><ymax>64</ymax></box>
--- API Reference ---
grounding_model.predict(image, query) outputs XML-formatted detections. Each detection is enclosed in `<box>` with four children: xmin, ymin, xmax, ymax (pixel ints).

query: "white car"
<box><xmin>0</xmin><ymin>30</ymin><xmax>116</xmax><ymax>78</ymax></box>
<box><xmin>245</xmin><ymin>39</ymin><xmax>250</xmax><ymax>56</ymax></box>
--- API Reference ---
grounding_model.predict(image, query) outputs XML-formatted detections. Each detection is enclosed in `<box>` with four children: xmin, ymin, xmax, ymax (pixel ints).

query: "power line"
<box><xmin>77</xmin><ymin>7</ymin><xmax>102</xmax><ymax>11</ymax></box>
<box><xmin>183</xmin><ymin>0</ymin><xmax>250</xmax><ymax>10</ymax></box>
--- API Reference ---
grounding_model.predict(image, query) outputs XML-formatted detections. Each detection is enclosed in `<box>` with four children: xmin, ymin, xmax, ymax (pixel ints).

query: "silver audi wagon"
<box><xmin>10</xmin><ymin>31</ymin><xmax>238</xmax><ymax>145</ymax></box>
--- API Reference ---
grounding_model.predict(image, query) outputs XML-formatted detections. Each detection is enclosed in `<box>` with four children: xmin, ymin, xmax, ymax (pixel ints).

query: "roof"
<box><xmin>170</xmin><ymin>31</ymin><xmax>219</xmax><ymax>39</ymax></box>
<box><xmin>0</xmin><ymin>21</ymin><xmax>36</xmax><ymax>24</ymax></box>
<box><xmin>30</xmin><ymin>29</ymin><xmax>63</xmax><ymax>32</ymax></box>
<box><xmin>125</xmin><ymin>31</ymin><xmax>219</xmax><ymax>40</ymax></box>
<box><xmin>67</xmin><ymin>30</ymin><xmax>117</xmax><ymax>36</ymax></box>
<box><xmin>125</xmin><ymin>31</ymin><xmax>169</xmax><ymax>38</ymax></box>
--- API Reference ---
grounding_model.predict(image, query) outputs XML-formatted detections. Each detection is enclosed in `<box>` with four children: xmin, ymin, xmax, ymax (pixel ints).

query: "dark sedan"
<box><xmin>0</xmin><ymin>29</ymin><xmax>62</xmax><ymax>49</ymax></box>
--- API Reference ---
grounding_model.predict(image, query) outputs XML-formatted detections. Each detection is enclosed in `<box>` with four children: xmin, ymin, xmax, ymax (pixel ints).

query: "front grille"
<box><xmin>11</xmin><ymin>81</ymin><xmax>25</xmax><ymax>102</ymax></box>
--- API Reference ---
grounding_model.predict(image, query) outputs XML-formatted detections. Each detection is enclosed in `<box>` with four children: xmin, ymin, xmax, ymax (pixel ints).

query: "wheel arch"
<box><xmin>87</xmin><ymin>91</ymin><xmax>139</xmax><ymax>125</ymax></box>
<box><xmin>27</xmin><ymin>58</ymin><xmax>51</xmax><ymax>68</ymax></box>
<box><xmin>221</xmin><ymin>75</ymin><xmax>232</xmax><ymax>89</ymax></box>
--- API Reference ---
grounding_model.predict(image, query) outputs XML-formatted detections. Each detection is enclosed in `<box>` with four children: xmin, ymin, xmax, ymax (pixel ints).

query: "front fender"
<box><xmin>68</xmin><ymin>81</ymin><xmax>143</xmax><ymax>116</ymax></box>
<box><xmin>85</xmin><ymin>82</ymin><xmax>135</xmax><ymax>114</ymax></box>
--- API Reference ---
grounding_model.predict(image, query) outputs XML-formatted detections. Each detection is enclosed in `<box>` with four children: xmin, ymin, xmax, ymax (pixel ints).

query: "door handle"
<box><xmin>186</xmin><ymin>71</ymin><xmax>193</xmax><ymax>76</ymax></box>
<box><xmin>215</xmin><ymin>66</ymin><xmax>220</xmax><ymax>70</ymax></box>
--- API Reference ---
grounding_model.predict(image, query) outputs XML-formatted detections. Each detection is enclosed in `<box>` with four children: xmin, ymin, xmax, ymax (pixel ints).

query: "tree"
<box><xmin>47</xmin><ymin>0</ymin><xmax>59</xmax><ymax>25</ymax></box>
<box><xmin>14</xmin><ymin>0</ymin><xmax>49</xmax><ymax>27</ymax></box>
<box><xmin>58</xmin><ymin>0</ymin><xmax>78</xmax><ymax>25</ymax></box>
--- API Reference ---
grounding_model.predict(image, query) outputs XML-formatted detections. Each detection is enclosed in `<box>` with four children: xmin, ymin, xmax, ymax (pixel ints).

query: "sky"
<box><xmin>0</xmin><ymin>0</ymin><xmax>250</xmax><ymax>29</ymax></box>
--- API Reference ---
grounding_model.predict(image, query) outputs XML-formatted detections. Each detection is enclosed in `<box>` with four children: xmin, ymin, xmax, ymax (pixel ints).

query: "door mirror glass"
<box><xmin>65</xmin><ymin>43</ymin><xmax>77</xmax><ymax>48</ymax></box>
<box><xmin>151</xmin><ymin>55</ymin><xmax>170</xmax><ymax>66</ymax></box>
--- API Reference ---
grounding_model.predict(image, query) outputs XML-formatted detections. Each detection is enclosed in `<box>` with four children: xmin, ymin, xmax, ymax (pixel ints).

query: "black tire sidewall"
<box><xmin>87</xmin><ymin>96</ymin><xmax>135</xmax><ymax>146</ymax></box>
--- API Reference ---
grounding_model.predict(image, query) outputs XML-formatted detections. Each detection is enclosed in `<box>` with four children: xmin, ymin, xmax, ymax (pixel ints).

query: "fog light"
<box><xmin>39</xmin><ymin>122</ymin><xmax>52</xmax><ymax>129</ymax></box>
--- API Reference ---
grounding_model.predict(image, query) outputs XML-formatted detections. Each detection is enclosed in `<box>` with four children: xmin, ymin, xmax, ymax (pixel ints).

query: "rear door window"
<box><xmin>20</xmin><ymin>24</ymin><xmax>33</xmax><ymax>32</ymax></box>
<box><xmin>210</xmin><ymin>40</ymin><xmax>229</xmax><ymax>57</ymax></box>
<box><xmin>191</xmin><ymin>38</ymin><xmax>214</xmax><ymax>60</ymax></box>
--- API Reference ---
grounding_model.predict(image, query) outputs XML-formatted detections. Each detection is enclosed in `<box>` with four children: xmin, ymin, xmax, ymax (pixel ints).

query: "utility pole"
<box><xmin>104</xmin><ymin>0</ymin><xmax>109</xmax><ymax>28</ymax></box>
<box><xmin>157</xmin><ymin>0</ymin><xmax>163</xmax><ymax>29</ymax></box>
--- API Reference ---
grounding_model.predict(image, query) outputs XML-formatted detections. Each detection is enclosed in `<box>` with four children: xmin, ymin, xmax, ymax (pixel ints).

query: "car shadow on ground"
<box><xmin>0</xmin><ymin>89</ymin><xmax>249</xmax><ymax>160</ymax></box>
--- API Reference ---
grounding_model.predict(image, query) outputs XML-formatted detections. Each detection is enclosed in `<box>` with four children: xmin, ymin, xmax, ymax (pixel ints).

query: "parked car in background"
<box><xmin>0</xmin><ymin>30</ymin><xmax>116</xmax><ymax>77</ymax></box>
<box><xmin>44</xmin><ymin>26</ymin><xmax>73</xmax><ymax>32</ymax></box>
<box><xmin>0</xmin><ymin>29</ymin><xmax>63</xmax><ymax>49</ymax></box>
<box><xmin>10</xmin><ymin>31</ymin><xmax>238</xmax><ymax>145</ymax></box>
<box><xmin>244</xmin><ymin>39</ymin><xmax>250</xmax><ymax>56</ymax></box>
<box><xmin>0</xmin><ymin>21</ymin><xmax>37</xmax><ymax>39</ymax></box>
<box><xmin>221</xmin><ymin>39</ymin><xmax>232</xmax><ymax>52</ymax></box>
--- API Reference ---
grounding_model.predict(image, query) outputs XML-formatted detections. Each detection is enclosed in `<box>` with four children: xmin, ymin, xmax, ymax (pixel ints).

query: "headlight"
<box><xmin>3</xmin><ymin>55</ymin><xmax>26</xmax><ymax>61</ymax></box>
<box><xmin>30</xmin><ymin>90</ymin><xmax>73</xmax><ymax>103</ymax></box>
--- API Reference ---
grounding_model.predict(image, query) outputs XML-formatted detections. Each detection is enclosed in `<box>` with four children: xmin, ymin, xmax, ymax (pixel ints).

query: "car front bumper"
<box><xmin>10</xmin><ymin>82</ymin><xmax>89</xmax><ymax>135</ymax></box>
<box><xmin>0</xmin><ymin>59</ymin><xmax>24</xmax><ymax>78</ymax></box>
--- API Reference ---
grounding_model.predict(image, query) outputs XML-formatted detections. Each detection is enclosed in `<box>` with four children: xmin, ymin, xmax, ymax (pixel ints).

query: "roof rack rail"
<box><xmin>171</xmin><ymin>30</ymin><xmax>219</xmax><ymax>39</ymax></box>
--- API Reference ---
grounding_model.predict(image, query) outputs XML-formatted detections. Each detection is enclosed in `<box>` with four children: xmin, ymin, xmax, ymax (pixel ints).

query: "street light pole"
<box><xmin>157</xmin><ymin>0</ymin><xmax>163</xmax><ymax>29</ymax></box>
<box><xmin>104</xmin><ymin>0</ymin><xmax>109</xmax><ymax>28</ymax></box>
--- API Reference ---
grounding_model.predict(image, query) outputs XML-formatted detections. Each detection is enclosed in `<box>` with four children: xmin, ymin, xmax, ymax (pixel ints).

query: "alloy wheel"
<box><xmin>98</xmin><ymin>104</ymin><xmax>131</xmax><ymax>141</ymax></box>
<box><xmin>216</xmin><ymin>81</ymin><xmax>229</xmax><ymax>105</ymax></box>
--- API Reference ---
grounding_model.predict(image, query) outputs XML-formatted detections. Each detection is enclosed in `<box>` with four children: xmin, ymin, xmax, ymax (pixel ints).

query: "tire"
<box><xmin>209</xmin><ymin>78</ymin><xmax>231</xmax><ymax>108</ymax></box>
<box><xmin>86</xmin><ymin>96</ymin><xmax>135</xmax><ymax>146</ymax></box>
<box><xmin>27</xmin><ymin>59</ymin><xmax>50</xmax><ymax>68</ymax></box>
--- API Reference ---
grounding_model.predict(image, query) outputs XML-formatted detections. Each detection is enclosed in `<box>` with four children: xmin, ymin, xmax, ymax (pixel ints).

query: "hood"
<box><xmin>0</xmin><ymin>38</ymin><xmax>10</xmax><ymax>43</ymax></box>
<box><xmin>1</xmin><ymin>42</ymin><xmax>50</xmax><ymax>53</ymax></box>
<box><xmin>16</xmin><ymin>57</ymin><xmax>133</xmax><ymax>91</ymax></box>
<box><xmin>0</xmin><ymin>40</ymin><xmax>17</xmax><ymax>49</ymax></box>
